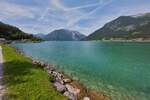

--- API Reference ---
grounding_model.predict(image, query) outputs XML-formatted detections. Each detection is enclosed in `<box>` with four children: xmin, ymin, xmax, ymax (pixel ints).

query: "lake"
<box><xmin>14</xmin><ymin>41</ymin><xmax>150</xmax><ymax>100</ymax></box>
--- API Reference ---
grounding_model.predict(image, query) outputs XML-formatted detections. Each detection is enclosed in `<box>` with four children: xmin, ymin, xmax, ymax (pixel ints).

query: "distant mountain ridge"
<box><xmin>0</xmin><ymin>21</ymin><xmax>40</xmax><ymax>41</ymax></box>
<box><xmin>34</xmin><ymin>33</ymin><xmax>45</xmax><ymax>38</ymax></box>
<box><xmin>44</xmin><ymin>29</ymin><xmax>86</xmax><ymax>41</ymax></box>
<box><xmin>86</xmin><ymin>12</ymin><xmax>150</xmax><ymax>40</ymax></box>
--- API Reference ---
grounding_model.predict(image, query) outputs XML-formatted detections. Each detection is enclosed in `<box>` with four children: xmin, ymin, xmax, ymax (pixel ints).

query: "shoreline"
<box><xmin>13</xmin><ymin>46</ymin><xmax>110</xmax><ymax>100</ymax></box>
<box><xmin>87</xmin><ymin>39</ymin><xmax>150</xmax><ymax>43</ymax></box>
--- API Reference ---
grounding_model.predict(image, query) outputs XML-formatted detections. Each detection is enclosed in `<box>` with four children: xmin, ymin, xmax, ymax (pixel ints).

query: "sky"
<box><xmin>0</xmin><ymin>0</ymin><xmax>150</xmax><ymax>35</ymax></box>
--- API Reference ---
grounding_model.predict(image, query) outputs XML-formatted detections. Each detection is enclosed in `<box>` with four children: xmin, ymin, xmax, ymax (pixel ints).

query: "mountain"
<box><xmin>44</xmin><ymin>29</ymin><xmax>86</xmax><ymax>41</ymax></box>
<box><xmin>86</xmin><ymin>13</ymin><xmax>150</xmax><ymax>40</ymax></box>
<box><xmin>34</xmin><ymin>33</ymin><xmax>45</xmax><ymax>38</ymax></box>
<box><xmin>0</xmin><ymin>21</ymin><xmax>41</xmax><ymax>41</ymax></box>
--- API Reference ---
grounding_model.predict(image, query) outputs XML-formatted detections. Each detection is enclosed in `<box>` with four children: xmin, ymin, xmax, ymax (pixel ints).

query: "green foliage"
<box><xmin>2</xmin><ymin>45</ymin><xmax>67</xmax><ymax>100</ymax></box>
<box><xmin>86</xmin><ymin>13</ymin><xmax>150</xmax><ymax>40</ymax></box>
<box><xmin>0</xmin><ymin>22</ymin><xmax>42</xmax><ymax>41</ymax></box>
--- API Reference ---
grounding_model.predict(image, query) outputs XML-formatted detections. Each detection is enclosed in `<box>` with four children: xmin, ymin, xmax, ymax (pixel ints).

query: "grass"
<box><xmin>2</xmin><ymin>45</ymin><xmax>67</xmax><ymax>100</ymax></box>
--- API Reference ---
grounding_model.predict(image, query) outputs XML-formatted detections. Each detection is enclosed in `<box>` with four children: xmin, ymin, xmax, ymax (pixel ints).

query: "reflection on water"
<box><xmin>14</xmin><ymin>41</ymin><xmax>150</xmax><ymax>100</ymax></box>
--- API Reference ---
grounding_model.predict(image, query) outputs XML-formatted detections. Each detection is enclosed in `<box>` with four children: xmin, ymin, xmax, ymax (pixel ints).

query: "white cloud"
<box><xmin>0</xmin><ymin>0</ymin><xmax>114</xmax><ymax>34</ymax></box>
<box><xmin>33</xmin><ymin>0</ymin><xmax>113</xmax><ymax>35</ymax></box>
<box><xmin>51</xmin><ymin>0</ymin><xmax>101</xmax><ymax>11</ymax></box>
<box><xmin>66</xmin><ymin>0</ymin><xmax>113</xmax><ymax>28</ymax></box>
<box><xmin>0</xmin><ymin>1</ymin><xmax>37</xmax><ymax>19</ymax></box>
<box><xmin>1</xmin><ymin>0</ymin><xmax>150</xmax><ymax>35</ymax></box>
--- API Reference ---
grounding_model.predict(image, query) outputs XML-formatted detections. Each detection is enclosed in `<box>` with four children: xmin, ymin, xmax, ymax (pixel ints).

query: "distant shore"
<box><xmin>89</xmin><ymin>39</ymin><xmax>150</xmax><ymax>42</ymax></box>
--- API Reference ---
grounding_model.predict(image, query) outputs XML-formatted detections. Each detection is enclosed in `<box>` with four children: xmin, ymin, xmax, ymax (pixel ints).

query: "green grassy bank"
<box><xmin>2</xmin><ymin>45</ymin><xmax>67</xmax><ymax>100</ymax></box>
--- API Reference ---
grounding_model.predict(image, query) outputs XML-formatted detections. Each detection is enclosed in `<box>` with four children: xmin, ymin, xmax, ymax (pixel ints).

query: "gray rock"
<box><xmin>65</xmin><ymin>84</ymin><xmax>80</xmax><ymax>95</ymax></box>
<box><xmin>57</xmin><ymin>73</ymin><xmax>63</xmax><ymax>79</ymax></box>
<box><xmin>54</xmin><ymin>82</ymin><xmax>66</xmax><ymax>93</ymax></box>
<box><xmin>47</xmin><ymin>70</ymin><xmax>53</xmax><ymax>74</ymax></box>
<box><xmin>46</xmin><ymin>64</ymin><xmax>56</xmax><ymax>71</ymax></box>
<box><xmin>63</xmin><ymin>78</ymin><xmax>72</xmax><ymax>83</ymax></box>
<box><xmin>63</xmin><ymin>91</ymin><xmax>77</xmax><ymax>100</ymax></box>
<box><xmin>55</xmin><ymin>78</ymin><xmax>64</xmax><ymax>84</ymax></box>
<box><xmin>40</xmin><ymin>62</ymin><xmax>45</xmax><ymax>66</ymax></box>
<box><xmin>52</xmin><ymin>71</ymin><xmax>58</xmax><ymax>77</ymax></box>
<box><xmin>32</xmin><ymin>60</ymin><xmax>37</xmax><ymax>64</ymax></box>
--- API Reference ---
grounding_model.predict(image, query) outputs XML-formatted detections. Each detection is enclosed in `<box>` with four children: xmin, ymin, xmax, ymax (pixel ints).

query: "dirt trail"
<box><xmin>0</xmin><ymin>46</ymin><xmax>5</xmax><ymax>100</ymax></box>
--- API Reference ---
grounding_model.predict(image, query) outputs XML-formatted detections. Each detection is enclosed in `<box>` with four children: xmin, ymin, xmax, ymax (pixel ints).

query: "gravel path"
<box><xmin>0</xmin><ymin>46</ymin><xmax>5</xmax><ymax>99</ymax></box>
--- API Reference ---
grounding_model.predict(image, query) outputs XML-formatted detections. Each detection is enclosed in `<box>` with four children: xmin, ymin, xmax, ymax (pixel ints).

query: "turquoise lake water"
<box><xmin>14</xmin><ymin>41</ymin><xmax>150</xmax><ymax>100</ymax></box>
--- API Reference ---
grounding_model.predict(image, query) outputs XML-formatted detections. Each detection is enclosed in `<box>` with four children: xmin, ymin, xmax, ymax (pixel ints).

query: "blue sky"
<box><xmin>0</xmin><ymin>0</ymin><xmax>150</xmax><ymax>35</ymax></box>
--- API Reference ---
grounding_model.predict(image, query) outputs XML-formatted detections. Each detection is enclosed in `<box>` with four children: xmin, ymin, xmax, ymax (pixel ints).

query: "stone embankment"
<box><xmin>32</xmin><ymin>60</ymin><xmax>91</xmax><ymax>100</ymax></box>
<box><xmin>32</xmin><ymin>59</ymin><xmax>110</xmax><ymax>100</ymax></box>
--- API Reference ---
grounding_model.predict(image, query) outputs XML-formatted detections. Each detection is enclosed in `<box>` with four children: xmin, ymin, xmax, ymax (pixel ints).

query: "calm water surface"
<box><xmin>14</xmin><ymin>41</ymin><xmax>150</xmax><ymax>100</ymax></box>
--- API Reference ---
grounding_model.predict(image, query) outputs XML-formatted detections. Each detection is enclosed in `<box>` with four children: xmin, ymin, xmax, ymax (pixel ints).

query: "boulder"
<box><xmin>47</xmin><ymin>70</ymin><xmax>53</xmax><ymax>74</ymax></box>
<box><xmin>65</xmin><ymin>84</ymin><xmax>80</xmax><ymax>95</ymax></box>
<box><xmin>63</xmin><ymin>78</ymin><xmax>72</xmax><ymax>83</ymax></box>
<box><xmin>40</xmin><ymin>62</ymin><xmax>45</xmax><ymax>66</ymax></box>
<box><xmin>83</xmin><ymin>97</ymin><xmax>90</xmax><ymax>100</ymax></box>
<box><xmin>57</xmin><ymin>73</ymin><xmax>63</xmax><ymax>79</ymax></box>
<box><xmin>52</xmin><ymin>71</ymin><xmax>58</xmax><ymax>77</ymax></box>
<box><xmin>63</xmin><ymin>91</ymin><xmax>77</xmax><ymax>100</ymax></box>
<box><xmin>55</xmin><ymin>78</ymin><xmax>64</xmax><ymax>84</ymax></box>
<box><xmin>46</xmin><ymin>64</ymin><xmax>56</xmax><ymax>71</ymax></box>
<box><xmin>32</xmin><ymin>60</ymin><xmax>37</xmax><ymax>64</ymax></box>
<box><xmin>54</xmin><ymin>82</ymin><xmax>66</xmax><ymax>93</ymax></box>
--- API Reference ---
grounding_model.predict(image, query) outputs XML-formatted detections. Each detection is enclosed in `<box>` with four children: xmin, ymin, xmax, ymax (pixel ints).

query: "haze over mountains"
<box><xmin>86</xmin><ymin>13</ymin><xmax>150</xmax><ymax>40</ymax></box>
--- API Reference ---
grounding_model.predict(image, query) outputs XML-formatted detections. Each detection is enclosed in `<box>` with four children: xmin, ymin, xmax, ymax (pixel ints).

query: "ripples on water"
<box><xmin>14</xmin><ymin>41</ymin><xmax>150</xmax><ymax>100</ymax></box>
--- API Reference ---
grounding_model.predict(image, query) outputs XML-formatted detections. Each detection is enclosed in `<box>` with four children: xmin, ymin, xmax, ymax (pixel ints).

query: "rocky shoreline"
<box><xmin>14</xmin><ymin>46</ymin><xmax>110</xmax><ymax>100</ymax></box>
<box><xmin>32</xmin><ymin>60</ymin><xmax>109</xmax><ymax>100</ymax></box>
